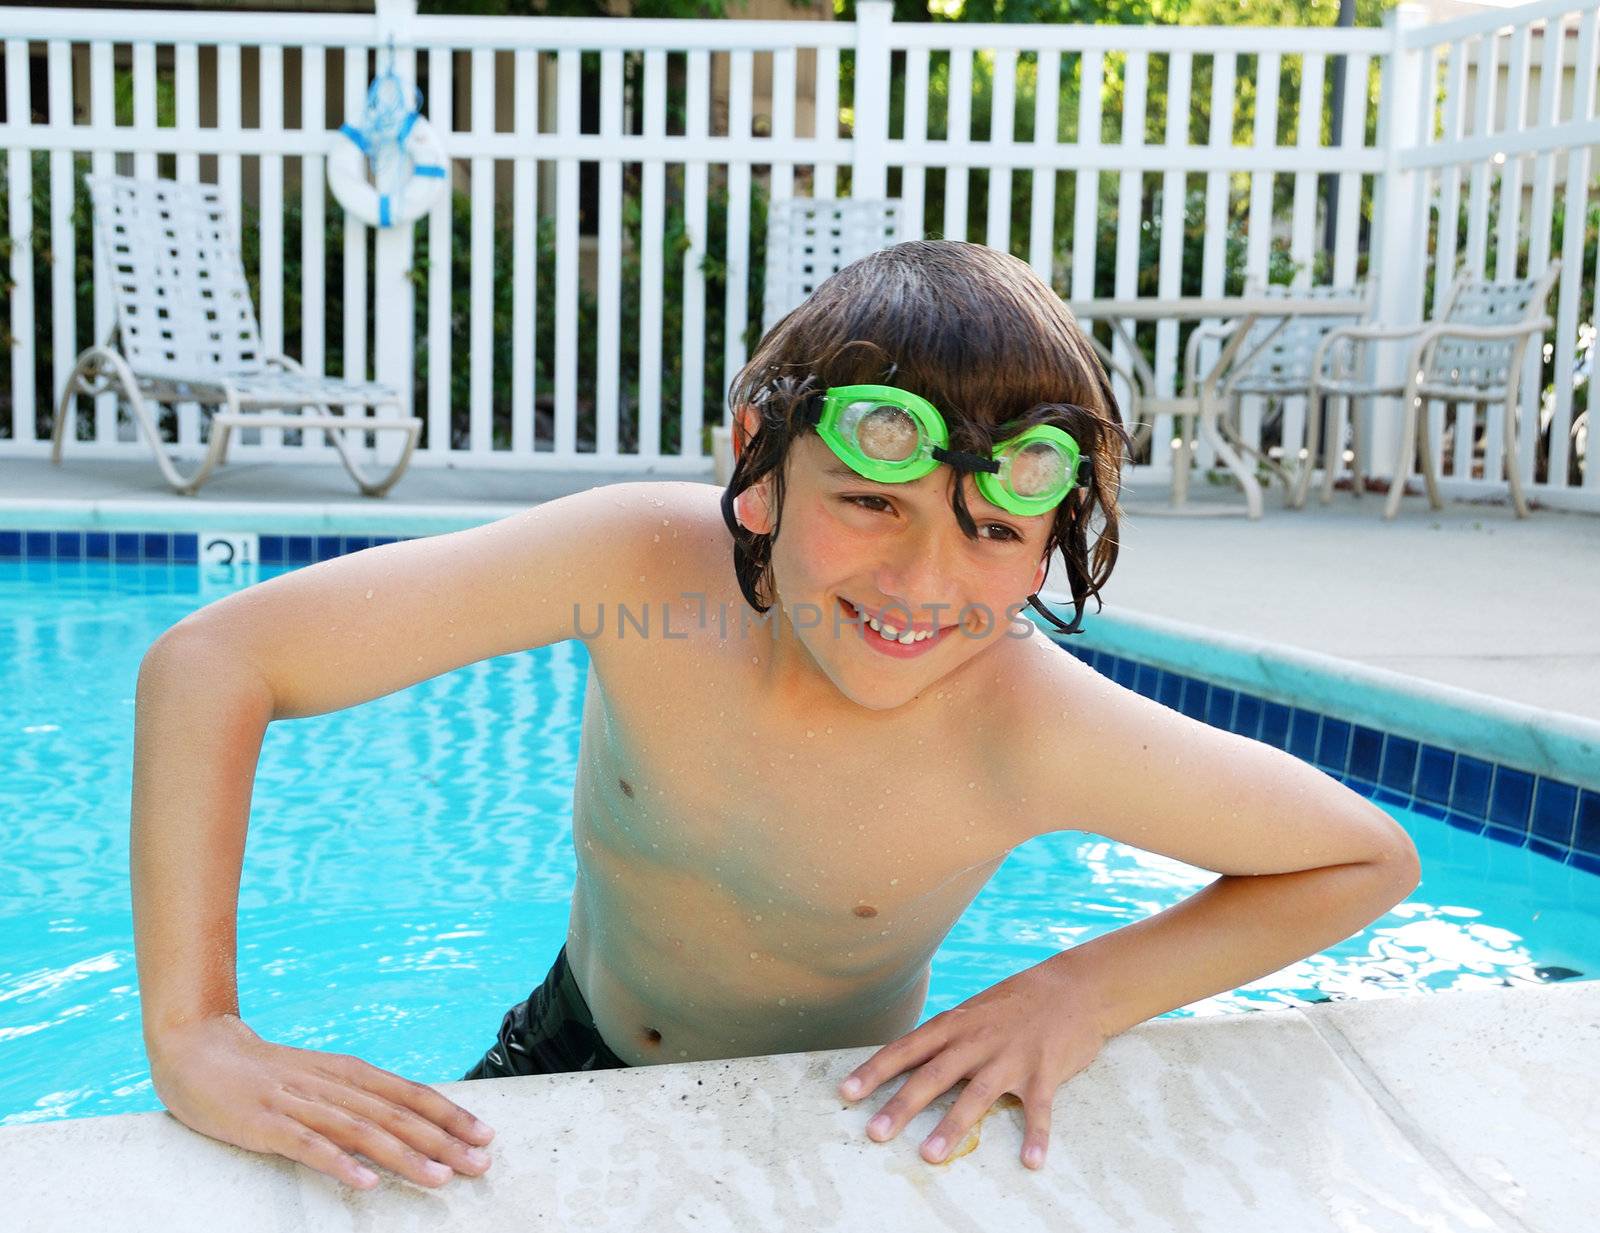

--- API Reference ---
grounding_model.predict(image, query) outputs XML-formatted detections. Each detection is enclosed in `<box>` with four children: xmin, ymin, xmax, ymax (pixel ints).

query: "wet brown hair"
<box><xmin>721</xmin><ymin>239</ymin><xmax>1131</xmax><ymax>636</ymax></box>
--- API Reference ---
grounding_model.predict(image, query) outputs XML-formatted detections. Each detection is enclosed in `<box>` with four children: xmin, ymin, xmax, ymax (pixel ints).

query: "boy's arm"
<box><xmin>132</xmin><ymin>481</ymin><xmax>670</xmax><ymax>1190</ymax></box>
<box><xmin>839</xmin><ymin>648</ymin><xmax>1419</xmax><ymax>1170</ymax></box>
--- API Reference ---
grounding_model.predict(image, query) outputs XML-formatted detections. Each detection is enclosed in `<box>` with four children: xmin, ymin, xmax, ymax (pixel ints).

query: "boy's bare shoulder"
<box><xmin>573</xmin><ymin>478</ymin><xmax>730</xmax><ymax>586</ymax></box>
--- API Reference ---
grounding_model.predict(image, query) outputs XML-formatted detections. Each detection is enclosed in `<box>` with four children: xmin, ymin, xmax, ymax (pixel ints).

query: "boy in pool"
<box><xmin>130</xmin><ymin>241</ymin><xmax>1419</xmax><ymax>1191</ymax></box>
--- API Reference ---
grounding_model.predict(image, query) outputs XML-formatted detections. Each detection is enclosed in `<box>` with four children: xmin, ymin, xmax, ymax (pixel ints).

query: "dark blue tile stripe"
<box><xmin>0</xmin><ymin>527</ymin><xmax>410</xmax><ymax>565</ymax></box>
<box><xmin>1059</xmin><ymin>637</ymin><xmax>1596</xmax><ymax>871</ymax></box>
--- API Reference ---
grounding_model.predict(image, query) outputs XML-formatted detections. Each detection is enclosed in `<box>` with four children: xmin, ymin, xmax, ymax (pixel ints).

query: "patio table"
<box><xmin>1065</xmin><ymin>295</ymin><xmax>1370</xmax><ymax>519</ymax></box>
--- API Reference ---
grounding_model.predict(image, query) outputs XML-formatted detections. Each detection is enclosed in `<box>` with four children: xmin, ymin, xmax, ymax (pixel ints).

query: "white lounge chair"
<box><xmin>713</xmin><ymin>196</ymin><xmax>906</xmax><ymax>485</ymax></box>
<box><xmin>53</xmin><ymin>174</ymin><xmax>421</xmax><ymax>497</ymax></box>
<box><xmin>1305</xmin><ymin>263</ymin><xmax>1561</xmax><ymax>519</ymax></box>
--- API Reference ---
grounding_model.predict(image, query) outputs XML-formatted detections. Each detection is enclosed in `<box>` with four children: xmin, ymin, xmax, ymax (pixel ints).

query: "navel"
<box><xmin>642</xmin><ymin>1027</ymin><xmax>663</xmax><ymax>1046</ymax></box>
<box><xmin>853</xmin><ymin>904</ymin><xmax>879</xmax><ymax>919</ymax></box>
<box><xmin>619</xmin><ymin>777</ymin><xmax>634</xmax><ymax>798</ymax></box>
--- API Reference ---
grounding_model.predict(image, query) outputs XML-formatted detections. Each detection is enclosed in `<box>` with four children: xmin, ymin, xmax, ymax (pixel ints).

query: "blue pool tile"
<box><xmin>1529</xmin><ymin>837</ymin><xmax>1569</xmax><ymax>862</ymax></box>
<box><xmin>1379</xmin><ymin>737</ymin><xmax>1419</xmax><ymax>795</ymax></box>
<box><xmin>1575</xmin><ymin>791</ymin><xmax>1600</xmax><ymax>857</ymax></box>
<box><xmin>142</xmin><ymin>532</ymin><xmax>170</xmax><ymax>562</ymax></box>
<box><xmin>1451</xmin><ymin>756</ymin><xmax>1492</xmax><ymax>818</ymax></box>
<box><xmin>1572</xmin><ymin>849</ymin><xmax>1600</xmax><ymax>877</ymax></box>
<box><xmin>259</xmin><ymin>535</ymin><xmax>285</xmax><ymax>565</ymax></box>
<box><xmin>1205</xmin><ymin>687</ymin><xmax>1235</xmax><ymax>730</ymax></box>
<box><xmin>1157</xmin><ymin>670</ymin><xmax>1183</xmax><ymax>710</ymax></box>
<box><xmin>1413</xmin><ymin>800</ymin><xmax>1447</xmax><ymax>820</ymax></box>
<box><xmin>1415</xmin><ymin>745</ymin><xmax>1454</xmax><ymax>804</ymax></box>
<box><xmin>1530</xmin><ymin>780</ymin><xmax>1577</xmax><ymax>848</ymax></box>
<box><xmin>172</xmin><ymin>533</ymin><xmax>198</xmax><ymax>564</ymax></box>
<box><xmin>1345</xmin><ymin>777</ymin><xmax>1376</xmax><ymax>798</ymax></box>
<box><xmin>1483</xmin><ymin>822</ymin><xmax>1528</xmax><ymax>850</ymax></box>
<box><xmin>85</xmin><ymin>531</ymin><xmax>110</xmax><ymax>560</ymax></box>
<box><xmin>1373</xmin><ymin>787</ymin><xmax>1409</xmax><ymax>808</ymax></box>
<box><xmin>0</xmin><ymin>530</ymin><xmax>20</xmax><ymax>558</ymax></box>
<box><xmin>113</xmin><ymin>532</ymin><xmax>142</xmax><ymax>561</ymax></box>
<box><xmin>1180</xmin><ymin>678</ymin><xmax>1209</xmax><ymax>720</ymax></box>
<box><xmin>371</xmin><ymin>536</ymin><xmax>398</xmax><ymax>547</ymax></box>
<box><xmin>25</xmin><ymin>530</ymin><xmax>52</xmax><ymax>558</ymax></box>
<box><xmin>1287</xmin><ymin>709</ymin><xmax>1319</xmax><ymax>761</ymax></box>
<box><xmin>286</xmin><ymin>536</ymin><xmax>314</xmax><ymax>564</ymax></box>
<box><xmin>343</xmin><ymin>535</ymin><xmax>372</xmax><ymax>555</ymax></box>
<box><xmin>53</xmin><ymin>531</ymin><xmax>82</xmax><ymax>560</ymax></box>
<box><xmin>1112</xmin><ymin>657</ymin><xmax>1137</xmax><ymax>689</ymax></box>
<box><xmin>1317</xmin><ymin>718</ymin><xmax>1351</xmax><ymax>773</ymax></box>
<box><xmin>1260</xmin><ymin>702</ymin><xmax>1291</xmax><ymax>750</ymax></box>
<box><xmin>1349</xmin><ymin>726</ymin><xmax>1383</xmax><ymax>781</ymax></box>
<box><xmin>1488</xmin><ymin>768</ymin><xmax>1534</xmax><ymax>834</ymax></box>
<box><xmin>1232</xmin><ymin>694</ymin><xmax>1262</xmax><ymax>740</ymax></box>
<box><xmin>315</xmin><ymin>535</ymin><xmax>343</xmax><ymax>562</ymax></box>
<box><xmin>1445</xmin><ymin>811</ymin><xmax>1486</xmax><ymax>835</ymax></box>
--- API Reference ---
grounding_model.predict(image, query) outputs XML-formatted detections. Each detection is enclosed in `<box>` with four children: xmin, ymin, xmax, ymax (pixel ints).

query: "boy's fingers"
<box><xmin>283</xmin><ymin>1091</ymin><xmax>457</xmax><ymax>1189</ymax></box>
<box><xmin>918</xmin><ymin>1069</ymin><xmax>1010</xmax><ymax>1163</ymax></box>
<box><xmin>351</xmin><ymin>1061</ymin><xmax>495</xmax><ymax>1145</ymax></box>
<box><xmin>863</xmin><ymin>1050</ymin><xmax>974</xmax><ymax>1143</ymax></box>
<box><xmin>332</xmin><ymin>1085</ymin><xmax>493</xmax><ymax>1177</ymax></box>
<box><xmin>265</xmin><ymin>1114</ymin><xmax>381</xmax><ymax>1190</ymax></box>
<box><xmin>839</xmin><ymin>1023</ymin><xmax>947</xmax><ymax>1100</ymax></box>
<box><xmin>1020</xmin><ymin>1084</ymin><xmax>1054</xmax><ymax>1169</ymax></box>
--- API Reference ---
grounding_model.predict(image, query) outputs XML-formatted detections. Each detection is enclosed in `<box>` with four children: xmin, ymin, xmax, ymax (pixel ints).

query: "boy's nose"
<box><xmin>872</xmin><ymin>524</ymin><xmax>958</xmax><ymax>621</ymax></box>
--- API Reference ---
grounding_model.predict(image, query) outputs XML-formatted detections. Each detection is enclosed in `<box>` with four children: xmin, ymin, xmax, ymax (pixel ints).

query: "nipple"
<box><xmin>619</xmin><ymin>778</ymin><xmax>634</xmax><ymax>798</ymax></box>
<box><xmin>853</xmin><ymin>904</ymin><xmax>879</xmax><ymax>919</ymax></box>
<box><xmin>642</xmin><ymin>1027</ymin><xmax>662</xmax><ymax>1046</ymax></box>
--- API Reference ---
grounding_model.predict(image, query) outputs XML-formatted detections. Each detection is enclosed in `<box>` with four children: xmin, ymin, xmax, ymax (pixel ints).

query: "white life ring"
<box><xmin>328</xmin><ymin>110</ymin><xmax>448</xmax><ymax>229</ymax></box>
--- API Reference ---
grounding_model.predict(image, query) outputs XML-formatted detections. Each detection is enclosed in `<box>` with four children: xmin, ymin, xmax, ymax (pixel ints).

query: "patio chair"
<box><xmin>53</xmin><ymin>174</ymin><xmax>421</xmax><ymax>497</ymax></box>
<box><xmin>714</xmin><ymin>196</ymin><xmax>905</xmax><ymax>485</ymax></box>
<box><xmin>1183</xmin><ymin>281</ymin><xmax>1375</xmax><ymax>509</ymax></box>
<box><xmin>1304</xmin><ymin>263</ymin><xmax>1561</xmax><ymax>519</ymax></box>
<box><xmin>759</xmin><ymin>196</ymin><xmax>904</xmax><ymax>336</ymax></box>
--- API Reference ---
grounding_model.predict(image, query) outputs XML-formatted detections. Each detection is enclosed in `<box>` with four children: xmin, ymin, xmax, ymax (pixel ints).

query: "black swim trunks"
<box><xmin>460</xmin><ymin>946</ymin><xmax>631</xmax><ymax>1079</ymax></box>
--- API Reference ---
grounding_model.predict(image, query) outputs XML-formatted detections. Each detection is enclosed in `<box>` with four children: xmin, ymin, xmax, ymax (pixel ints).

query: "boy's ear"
<box><xmin>1031</xmin><ymin>555</ymin><xmax>1049</xmax><ymax>595</ymax></box>
<box><xmin>732</xmin><ymin>403</ymin><xmax>757</xmax><ymax>462</ymax></box>
<box><xmin>733</xmin><ymin>483</ymin><xmax>775</xmax><ymax>535</ymax></box>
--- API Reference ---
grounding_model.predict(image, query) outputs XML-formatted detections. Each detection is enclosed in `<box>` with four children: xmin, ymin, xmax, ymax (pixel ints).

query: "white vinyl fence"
<box><xmin>0</xmin><ymin>0</ymin><xmax>1595</xmax><ymax>506</ymax></box>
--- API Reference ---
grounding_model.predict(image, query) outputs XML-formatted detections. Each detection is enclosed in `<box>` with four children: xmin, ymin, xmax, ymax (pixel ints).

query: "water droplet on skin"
<box><xmin>806</xmin><ymin>730</ymin><xmax>814</xmax><ymax>737</ymax></box>
<box><xmin>779</xmin><ymin>997</ymin><xmax>788</xmax><ymax>1006</ymax></box>
<box><xmin>890</xmin><ymin>878</ymin><xmax>900</xmax><ymax>886</ymax></box>
<box><xmin>749</xmin><ymin>951</ymin><xmax>759</xmax><ymax>960</ymax></box>
<box><xmin>364</xmin><ymin>589</ymin><xmax>373</xmax><ymax>599</ymax></box>
<box><xmin>653</xmin><ymin>534</ymin><xmax>660</xmax><ymax>542</ymax></box>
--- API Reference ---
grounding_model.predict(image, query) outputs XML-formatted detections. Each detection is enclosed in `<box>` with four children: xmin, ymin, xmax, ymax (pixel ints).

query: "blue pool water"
<box><xmin>3</xmin><ymin>553</ymin><xmax>1598</xmax><ymax>1126</ymax></box>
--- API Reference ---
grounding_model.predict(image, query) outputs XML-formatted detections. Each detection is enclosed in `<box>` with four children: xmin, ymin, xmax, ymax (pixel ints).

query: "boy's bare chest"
<box><xmin>574</xmin><ymin>604</ymin><xmax>1016</xmax><ymax>927</ymax></box>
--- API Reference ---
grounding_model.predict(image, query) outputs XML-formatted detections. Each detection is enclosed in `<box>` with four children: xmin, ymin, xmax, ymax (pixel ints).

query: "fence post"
<box><xmin>1366</xmin><ymin>3</ymin><xmax>1428</xmax><ymax>485</ymax></box>
<box><xmin>372</xmin><ymin>0</ymin><xmax>417</xmax><ymax>465</ymax></box>
<box><xmin>852</xmin><ymin>0</ymin><xmax>893</xmax><ymax>200</ymax></box>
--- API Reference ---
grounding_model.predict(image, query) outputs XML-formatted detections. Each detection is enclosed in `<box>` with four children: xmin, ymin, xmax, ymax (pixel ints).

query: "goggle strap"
<box><xmin>929</xmin><ymin>444</ymin><xmax>999</xmax><ymax>474</ymax></box>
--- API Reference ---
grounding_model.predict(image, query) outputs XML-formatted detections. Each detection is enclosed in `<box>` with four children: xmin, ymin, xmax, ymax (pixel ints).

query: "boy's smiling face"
<box><xmin>732</xmin><ymin>408</ymin><xmax>1055</xmax><ymax>712</ymax></box>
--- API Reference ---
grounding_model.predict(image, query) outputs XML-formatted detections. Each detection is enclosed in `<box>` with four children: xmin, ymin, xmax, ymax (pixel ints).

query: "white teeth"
<box><xmin>852</xmin><ymin>603</ymin><xmax>936</xmax><ymax>645</ymax></box>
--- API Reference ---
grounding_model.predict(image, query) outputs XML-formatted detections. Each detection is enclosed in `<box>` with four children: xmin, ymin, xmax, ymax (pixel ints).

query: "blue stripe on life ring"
<box><xmin>398</xmin><ymin>110</ymin><xmax>418</xmax><ymax>146</ymax></box>
<box><xmin>379</xmin><ymin>195</ymin><xmax>392</xmax><ymax>227</ymax></box>
<box><xmin>338</xmin><ymin>122</ymin><xmax>369</xmax><ymax>154</ymax></box>
<box><xmin>412</xmin><ymin>164</ymin><xmax>447</xmax><ymax>178</ymax></box>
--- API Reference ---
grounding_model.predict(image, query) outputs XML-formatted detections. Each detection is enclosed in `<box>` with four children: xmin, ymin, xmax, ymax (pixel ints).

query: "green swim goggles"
<box><xmin>803</xmin><ymin>384</ymin><xmax>1084</xmax><ymax>516</ymax></box>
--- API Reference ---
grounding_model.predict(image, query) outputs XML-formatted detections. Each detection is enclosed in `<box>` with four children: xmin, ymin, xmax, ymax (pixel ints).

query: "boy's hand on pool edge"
<box><xmin>145</xmin><ymin>1013</ymin><xmax>497</xmax><ymax>1191</ymax></box>
<box><xmin>837</xmin><ymin>961</ymin><xmax>1105</xmax><ymax>1170</ymax></box>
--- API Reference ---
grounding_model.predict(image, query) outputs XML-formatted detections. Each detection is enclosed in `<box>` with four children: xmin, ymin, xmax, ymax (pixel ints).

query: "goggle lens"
<box><xmin>1003</xmin><ymin>438</ymin><xmax>1072</xmax><ymax>499</ymax></box>
<box><xmin>842</xmin><ymin>400</ymin><xmax>921</xmax><ymax>464</ymax></box>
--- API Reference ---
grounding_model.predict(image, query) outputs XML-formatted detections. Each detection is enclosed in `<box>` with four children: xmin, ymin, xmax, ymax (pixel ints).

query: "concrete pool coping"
<box><xmin>4</xmin><ymin>979</ymin><xmax>1594</xmax><ymax>1231</ymax></box>
<box><xmin>1049</xmin><ymin>593</ymin><xmax>1600</xmax><ymax>795</ymax></box>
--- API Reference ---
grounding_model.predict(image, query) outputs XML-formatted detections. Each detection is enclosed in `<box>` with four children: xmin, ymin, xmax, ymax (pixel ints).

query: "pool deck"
<box><xmin>6</xmin><ymin>980</ymin><xmax>1596</xmax><ymax>1231</ymax></box>
<box><xmin>5</xmin><ymin>454</ymin><xmax>1598</xmax><ymax>722</ymax></box>
<box><xmin>4</xmin><ymin>455</ymin><xmax>1599</xmax><ymax>1229</ymax></box>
